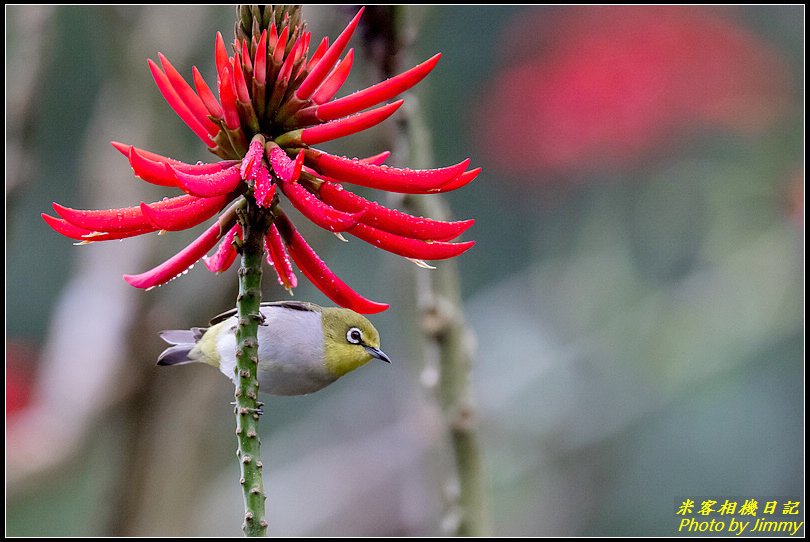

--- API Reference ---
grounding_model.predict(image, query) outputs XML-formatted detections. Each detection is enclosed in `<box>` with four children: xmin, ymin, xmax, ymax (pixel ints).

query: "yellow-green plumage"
<box><xmin>320</xmin><ymin>307</ymin><xmax>382</xmax><ymax>377</ymax></box>
<box><xmin>157</xmin><ymin>301</ymin><xmax>389</xmax><ymax>396</ymax></box>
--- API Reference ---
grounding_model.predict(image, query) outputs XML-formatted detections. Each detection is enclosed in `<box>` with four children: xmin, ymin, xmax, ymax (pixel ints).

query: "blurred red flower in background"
<box><xmin>6</xmin><ymin>342</ymin><xmax>38</xmax><ymax>417</ymax></box>
<box><xmin>478</xmin><ymin>6</ymin><xmax>791</xmax><ymax>176</ymax></box>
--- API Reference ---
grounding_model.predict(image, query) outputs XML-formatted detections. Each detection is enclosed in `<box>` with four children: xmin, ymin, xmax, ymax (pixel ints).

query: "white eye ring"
<box><xmin>346</xmin><ymin>327</ymin><xmax>363</xmax><ymax>344</ymax></box>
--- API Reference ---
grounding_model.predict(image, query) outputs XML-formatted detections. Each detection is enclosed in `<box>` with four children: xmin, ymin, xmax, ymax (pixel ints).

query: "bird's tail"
<box><xmin>156</xmin><ymin>327</ymin><xmax>206</xmax><ymax>366</ymax></box>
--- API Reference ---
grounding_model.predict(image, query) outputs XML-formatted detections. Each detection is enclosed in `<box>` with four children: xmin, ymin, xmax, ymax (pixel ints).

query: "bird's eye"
<box><xmin>346</xmin><ymin>327</ymin><xmax>363</xmax><ymax>344</ymax></box>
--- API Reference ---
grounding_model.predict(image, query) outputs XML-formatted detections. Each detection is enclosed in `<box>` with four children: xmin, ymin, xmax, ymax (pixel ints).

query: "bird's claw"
<box><xmin>230</xmin><ymin>401</ymin><xmax>265</xmax><ymax>416</ymax></box>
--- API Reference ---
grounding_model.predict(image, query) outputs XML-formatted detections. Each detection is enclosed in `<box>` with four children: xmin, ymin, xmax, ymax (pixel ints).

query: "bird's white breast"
<box><xmin>216</xmin><ymin>306</ymin><xmax>332</xmax><ymax>395</ymax></box>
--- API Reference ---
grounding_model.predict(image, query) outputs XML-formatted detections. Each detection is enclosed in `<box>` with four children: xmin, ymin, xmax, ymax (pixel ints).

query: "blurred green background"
<box><xmin>6</xmin><ymin>5</ymin><xmax>804</xmax><ymax>536</ymax></box>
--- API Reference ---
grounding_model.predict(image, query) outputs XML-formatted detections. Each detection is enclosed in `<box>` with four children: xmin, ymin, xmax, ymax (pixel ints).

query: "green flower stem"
<box><xmin>234</xmin><ymin>197</ymin><xmax>271</xmax><ymax>537</ymax></box>
<box><xmin>364</xmin><ymin>5</ymin><xmax>491</xmax><ymax>535</ymax></box>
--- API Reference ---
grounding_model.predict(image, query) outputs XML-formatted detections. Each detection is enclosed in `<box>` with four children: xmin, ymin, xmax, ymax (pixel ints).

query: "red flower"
<box><xmin>477</xmin><ymin>6</ymin><xmax>790</xmax><ymax>176</ymax></box>
<box><xmin>6</xmin><ymin>342</ymin><xmax>37</xmax><ymax>417</ymax></box>
<box><xmin>43</xmin><ymin>7</ymin><xmax>477</xmax><ymax>313</ymax></box>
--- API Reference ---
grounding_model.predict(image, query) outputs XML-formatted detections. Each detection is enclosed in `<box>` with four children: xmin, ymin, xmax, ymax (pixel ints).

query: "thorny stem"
<box><xmin>234</xmin><ymin>197</ymin><xmax>271</xmax><ymax>537</ymax></box>
<box><xmin>363</xmin><ymin>5</ymin><xmax>491</xmax><ymax>536</ymax></box>
<box><xmin>410</xmin><ymin>199</ymin><xmax>490</xmax><ymax>537</ymax></box>
<box><xmin>232</xmin><ymin>5</ymin><xmax>302</xmax><ymax>536</ymax></box>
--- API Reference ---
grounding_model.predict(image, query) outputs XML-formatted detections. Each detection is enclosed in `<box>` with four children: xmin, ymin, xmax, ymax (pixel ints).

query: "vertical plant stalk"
<box><xmin>363</xmin><ymin>5</ymin><xmax>491</xmax><ymax>536</ymax></box>
<box><xmin>410</xmin><ymin>200</ymin><xmax>490</xmax><ymax>537</ymax></box>
<box><xmin>234</xmin><ymin>198</ymin><xmax>270</xmax><ymax>537</ymax></box>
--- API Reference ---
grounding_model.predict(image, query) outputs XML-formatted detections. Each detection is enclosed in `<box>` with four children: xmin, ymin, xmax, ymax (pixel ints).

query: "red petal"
<box><xmin>430</xmin><ymin>167</ymin><xmax>481</xmax><ymax>193</ymax></box>
<box><xmin>254</xmin><ymin>168</ymin><xmax>276</xmax><ymax>208</ymax></box>
<box><xmin>253</xmin><ymin>30</ymin><xmax>268</xmax><ymax>85</ymax></box>
<box><xmin>124</xmin><ymin>217</ymin><xmax>234</xmax><ymax>289</ymax></box>
<box><xmin>267</xmin><ymin>145</ymin><xmax>304</xmax><ymax>182</ymax></box>
<box><xmin>113</xmin><ymin>142</ymin><xmax>185</xmax><ymax>165</ymax></box>
<box><xmin>277</xmin><ymin>34</ymin><xmax>303</xmax><ymax>85</ymax></box>
<box><xmin>158</xmin><ymin>53</ymin><xmax>220</xmax><ymax>136</ymax></box>
<box><xmin>273</xmin><ymin>26</ymin><xmax>289</xmax><ymax>64</ymax></box>
<box><xmin>128</xmin><ymin>148</ymin><xmax>179</xmax><ymax>187</ymax></box>
<box><xmin>233</xmin><ymin>57</ymin><xmax>251</xmax><ymax>104</ymax></box>
<box><xmin>204</xmin><ymin>223</ymin><xmax>241</xmax><ymax>273</ymax></box>
<box><xmin>267</xmin><ymin>23</ymin><xmax>278</xmax><ymax>51</ymax></box>
<box><xmin>279</xmin><ymin>178</ymin><xmax>361</xmax><ymax>232</ymax></box>
<box><xmin>307</xmin><ymin>37</ymin><xmax>329</xmax><ymax>71</ymax></box>
<box><xmin>268</xmin><ymin>23</ymin><xmax>278</xmax><ymax>49</ymax></box>
<box><xmin>292</xmin><ymin>32</ymin><xmax>310</xmax><ymax>68</ymax></box>
<box><xmin>307</xmin><ymin>53</ymin><xmax>441</xmax><ymax>122</ymax></box>
<box><xmin>240</xmin><ymin>40</ymin><xmax>253</xmax><ymax>73</ymax></box>
<box><xmin>42</xmin><ymin>213</ymin><xmax>155</xmax><ymax>241</ymax></box>
<box><xmin>148</xmin><ymin>59</ymin><xmax>216</xmax><ymax>147</ymax></box>
<box><xmin>349</xmin><ymin>223</ymin><xmax>475</xmax><ymax>260</ymax></box>
<box><xmin>305</xmin><ymin>149</ymin><xmax>469</xmax><ymax>193</ymax></box>
<box><xmin>218</xmin><ymin>66</ymin><xmax>241</xmax><ymax>130</ymax></box>
<box><xmin>126</xmin><ymin>146</ymin><xmax>237</xmax><ymax>185</ymax></box>
<box><xmin>121</xmin><ymin>143</ymin><xmax>235</xmax><ymax>172</ymax></box>
<box><xmin>192</xmin><ymin>67</ymin><xmax>224</xmax><ymax>119</ymax></box>
<box><xmin>312</xmin><ymin>49</ymin><xmax>354</xmax><ymax>105</ymax></box>
<box><xmin>170</xmin><ymin>163</ymin><xmax>243</xmax><ymax>197</ymax></box>
<box><xmin>295</xmin><ymin>7</ymin><xmax>364</xmax><ymax>101</ymax></box>
<box><xmin>241</xmin><ymin>136</ymin><xmax>266</xmax><ymax>179</ymax></box>
<box><xmin>318</xmin><ymin>182</ymin><xmax>474</xmax><ymax>241</ymax></box>
<box><xmin>274</xmin><ymin>213</ymin><xmax>388</xmax><ymax>314</ymax></box>
<box><xmin>54</xmin><ymin>200</ymin><xmax>155</xmax><ymax>233</ymax></box>
<box><xmin>264</xmin><ymin>224</ymin><xmax>298</xmax><ymax>291</ymax></box>
<box><xmin>298</xmin><ymin>100</ymin><xmax>403</xmax><ymax>145</ymax></box>
<box><xmin>215</xmin><ymin>32</ymin><xmax>229</xmax><ymax>77</ymax></box>
<box><xmin>360</xmin><ymin>151</ymin><xmax>390</xmax><ymax>165</ymax></box>
<box><xmin>111</xmin><ymin>141</ymin><xmax>133</xmax><ymax>157</ymax></box>
<box><xmin>140</xmin><ymin>194</ymin><xmax>228</xmax><ymax>231</ymax></box>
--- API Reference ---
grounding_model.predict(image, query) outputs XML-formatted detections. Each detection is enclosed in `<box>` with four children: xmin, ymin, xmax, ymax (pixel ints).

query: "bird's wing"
<box><xmin>209</xmin><ymin>300</ymin><xmax>321</xmax><ymax>325</ymax></box>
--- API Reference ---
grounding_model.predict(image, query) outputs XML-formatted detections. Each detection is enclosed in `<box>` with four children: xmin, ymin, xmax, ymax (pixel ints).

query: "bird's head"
<box><xmin>320</xmin><ymin>307</ymin><xmax>390</xmax><ymax>377</ymax></box>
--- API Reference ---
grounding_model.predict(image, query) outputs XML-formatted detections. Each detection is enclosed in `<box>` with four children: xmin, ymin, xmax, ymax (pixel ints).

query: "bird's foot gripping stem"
<box><xmin>231</xmin><ymin>401</ymin><xmax>265</xmax><ymax>416</ymax></box>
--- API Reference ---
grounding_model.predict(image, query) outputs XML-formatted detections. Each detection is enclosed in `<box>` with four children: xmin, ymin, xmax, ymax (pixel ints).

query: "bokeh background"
<box><xmin>5</xmin><ymin>5</ymin><xmax>804</xmax><ymax>536</ymax></box>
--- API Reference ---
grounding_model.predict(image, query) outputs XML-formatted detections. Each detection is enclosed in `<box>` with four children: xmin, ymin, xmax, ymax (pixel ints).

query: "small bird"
<box><xmin>157</xmin><ymin>301</ymin><xmax>390</xmax><ymax>396</ymax></box>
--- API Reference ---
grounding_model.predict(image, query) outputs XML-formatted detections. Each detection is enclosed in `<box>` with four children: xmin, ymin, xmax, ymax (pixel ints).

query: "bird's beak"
<box><xmin>364</xmin><ymin>345</ymin><xmax>391</xmax><ymax>363</ymax></box>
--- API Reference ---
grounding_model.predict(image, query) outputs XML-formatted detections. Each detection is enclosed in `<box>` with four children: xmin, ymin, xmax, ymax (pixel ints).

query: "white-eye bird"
<box><xmin>157</xmin><ymin>301</ymin><xmax>390</xmax><ymax>395</ymax></box>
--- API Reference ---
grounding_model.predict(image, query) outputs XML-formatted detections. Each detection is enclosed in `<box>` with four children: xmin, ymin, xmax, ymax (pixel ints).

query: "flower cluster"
<box><xmin>43</xmin><ymin>6</ymin><xmax>477</xmax><ymax>313</ymax></box>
